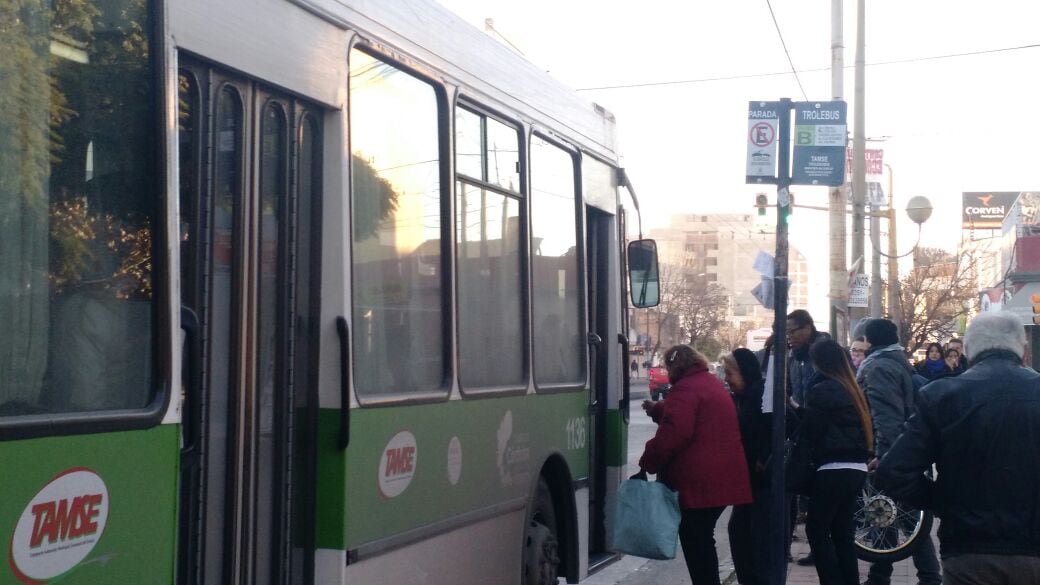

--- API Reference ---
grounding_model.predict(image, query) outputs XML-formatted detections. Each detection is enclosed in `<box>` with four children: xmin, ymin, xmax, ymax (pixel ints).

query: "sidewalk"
<box><xmin>786</xmin><ymin>524</ymin><xmax>917</xmax><ymax>585</ymax></box>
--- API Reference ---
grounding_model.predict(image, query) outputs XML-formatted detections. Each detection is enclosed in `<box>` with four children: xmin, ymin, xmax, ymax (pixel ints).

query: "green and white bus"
<box><xmin>0</xmin><ymin>0</ymin><xmax>660</xmax><ymax>584</ymax></box>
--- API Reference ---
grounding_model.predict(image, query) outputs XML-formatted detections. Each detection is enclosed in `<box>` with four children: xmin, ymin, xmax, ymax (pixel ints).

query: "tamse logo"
<box><xmin>9</xmin><ymin>468</ymin><xmax>109</xmax><ymax>584</ymax></box>
<box><xmin>378</xmin><ymin>430</ymin><xmax>417</xmax><ymax>499</ymax></box>
<box><xmin>29</xmin><ymin>494</ymin><xmax>102</xmax><ymax>548</ymax></box>
<box><xmin>383</xmin><ymin>446</ymin><xmax>415</xmax><ymax>476</ymax></box>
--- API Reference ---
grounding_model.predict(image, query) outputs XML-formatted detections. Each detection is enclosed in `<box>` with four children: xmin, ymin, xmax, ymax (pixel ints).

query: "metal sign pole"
<box><xmin>768</xmin><ymin>97</ymin><xmax>792</xmax><ymax>585</ymax></box>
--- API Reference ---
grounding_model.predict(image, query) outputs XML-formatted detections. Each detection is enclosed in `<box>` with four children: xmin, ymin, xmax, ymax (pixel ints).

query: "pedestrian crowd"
<box><xmin>631</xmin><ymin>309</ymin><xmax>1040</xmax><ymax>585</ymax></box>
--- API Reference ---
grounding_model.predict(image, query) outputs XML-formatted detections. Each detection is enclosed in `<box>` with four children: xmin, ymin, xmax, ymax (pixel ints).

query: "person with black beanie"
<box><xmin>723</xmin><ymin>348</ymin><xmax>772</xmax><ymax>585</ymax></box>
<box><xmin>857</xmin><ymin>318</ymin><xmax>942</xmax><ymax>585</ymax></box>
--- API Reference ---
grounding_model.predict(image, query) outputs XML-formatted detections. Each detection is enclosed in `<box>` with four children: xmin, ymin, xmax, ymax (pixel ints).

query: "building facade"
<box><xmin>638</xmin><ymin>213</ymin><xmax>809</xmax><ymax>357</ymax></box>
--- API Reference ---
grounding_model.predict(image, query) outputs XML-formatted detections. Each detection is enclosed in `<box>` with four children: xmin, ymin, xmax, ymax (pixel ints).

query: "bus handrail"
<box><xmin>618</xmin><ymin>334</ymin><xmax>630</xmax><ymax>424</ymax></box>
<box><xmin>180</xmin><ymin>306</ymin><xmax>201</xmax><ymax>466</ymax></box>
<box><xmin>335</xmin><ymin>316</ymin><xmax>351</xmax><ymax>450</ymax></box>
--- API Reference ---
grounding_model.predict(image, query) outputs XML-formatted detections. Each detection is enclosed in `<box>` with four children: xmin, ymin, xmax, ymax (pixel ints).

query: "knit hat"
<box><xmin>864</xmin><ymin>318</ymin><xmax>899</xmax><ymax>347</ymax></box>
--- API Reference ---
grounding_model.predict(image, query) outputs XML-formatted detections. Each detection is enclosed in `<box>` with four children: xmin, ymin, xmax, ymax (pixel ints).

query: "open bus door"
<box><xmin>585</xmin><ymin>206</ymin><xmax>613</xmax><ymax>567</ymax></box>
<box><xmin>176</xmin><ymin>59</ymin><xmax>321</xmax><ymax>585</ymax></box>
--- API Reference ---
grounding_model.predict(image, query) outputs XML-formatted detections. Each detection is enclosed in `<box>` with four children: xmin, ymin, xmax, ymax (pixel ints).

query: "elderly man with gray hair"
<box><xmin>877</xmin><ymin>312</ymin><xmax>1040</xmax><ymax>585</ymax></box>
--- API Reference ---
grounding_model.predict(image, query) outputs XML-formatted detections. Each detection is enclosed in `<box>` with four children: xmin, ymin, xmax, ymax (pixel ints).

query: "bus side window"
<box><xmin>455</xmin><ymin>105</ymin><xmax>525</xmax><ymax>391</ymax></box>
<box><xmin>530</xmin><ymin>136</ymin><xmax>584</xmax><ymax>388</ymax></box>
<box><xmin>1</xmin><ymin>0</ymin><xmax>158</xmax><ymax>420</ymax></box>
<box><xmin>349</xmin><ymin>48</ymin><xmax>447</xmax><ymax>397</ymax></box>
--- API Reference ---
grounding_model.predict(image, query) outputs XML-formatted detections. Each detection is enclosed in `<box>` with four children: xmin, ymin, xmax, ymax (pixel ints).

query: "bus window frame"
<box><xmin>529</xmin><ymin>131</ymin><xmax>588</xmax><ymax>395</ymax></box>
<box><xmin>453</xmin><ymin>99</ymin><xmax>530</xmax><ymax>398</ymax></box>
<box><xmin>0</xmin><ymin>0</ymin><xmax>171</xmax><ymax>441</ymax></box>
<box><xmin>346</xmin><ymin>42</ymin><xmax>454</xmax><ymax>407</ymax></box>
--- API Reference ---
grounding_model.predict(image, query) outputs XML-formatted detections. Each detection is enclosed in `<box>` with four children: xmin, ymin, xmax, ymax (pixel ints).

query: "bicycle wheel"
<box><xmin>853</xmin><ymin>474</ymin><xmax>933</xmax><ymax>563</ymax></box>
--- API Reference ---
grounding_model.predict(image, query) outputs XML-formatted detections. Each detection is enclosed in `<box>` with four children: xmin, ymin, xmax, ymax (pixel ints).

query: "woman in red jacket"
<box><xmin>638</xmin><ymin>345</ymin><xmax>752</xmax><ymax>585</ymax></box>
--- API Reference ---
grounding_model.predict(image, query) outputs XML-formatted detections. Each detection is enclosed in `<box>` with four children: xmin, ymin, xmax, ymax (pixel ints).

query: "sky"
<box><xmin>436</xmin><ymin>0</ymin><xmax>1040</xmax><ymax>320</ymax></box>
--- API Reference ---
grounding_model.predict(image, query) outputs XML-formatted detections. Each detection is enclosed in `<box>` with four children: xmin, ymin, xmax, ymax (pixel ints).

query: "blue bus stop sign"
<box><xmin>791</xmin><ymin>101</ymin><xmax>847</xmax><ymax>186</ymax></box>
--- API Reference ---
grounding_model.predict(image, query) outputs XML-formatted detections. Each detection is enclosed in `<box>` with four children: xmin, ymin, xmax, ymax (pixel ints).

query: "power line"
<box><xmin>764</xmin><ymin>0</ymin><xmax>809</xmax><ymax>101</ymax></box>
<box><xmin>575</xmin><ymin>42</ymin><xmax>1040</xmax><ymax>91</ymax></box>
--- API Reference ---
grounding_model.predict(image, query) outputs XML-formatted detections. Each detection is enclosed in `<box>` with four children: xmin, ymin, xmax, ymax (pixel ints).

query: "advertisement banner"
<box><xmin>962</xmin><ymin>192</ymin><xmax>1018</xmax><ymax>229</ymax></box>
<box><xmin>848</xmin><ymin>274</ymin><xmax>869</xmax><ymax>308</ymax></box>
<box><xmin>845</xmin><ymin>148</ymin><xmax>884</xmax><ymax>182</ymax></box>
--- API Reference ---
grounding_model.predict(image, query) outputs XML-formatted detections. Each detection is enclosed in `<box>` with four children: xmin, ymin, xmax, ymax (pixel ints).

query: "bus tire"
<box><xmin>523</xmin><ymin>478</ymin><xmax>560</xmax><ymax>585</ymax></box>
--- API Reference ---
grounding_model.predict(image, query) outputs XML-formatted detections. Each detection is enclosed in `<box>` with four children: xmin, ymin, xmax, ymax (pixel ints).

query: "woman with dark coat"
<box><xmin>638</xmin><ymin>345</ymin><xmax>752</xmax><ymax>585</ymax></box>
<box><xmin>802</xmin><ymin>339</ymin><xmax>874</xmax><ymax>585</ymax></box>
<box><xmin>723</xmin><ymin>348</ymin><xmax>772</xmax><ymax>585</ymax></box>
<box><xmin>915</xmin><ymin>342</ymin><xmax>955</xmax><ymax>380</ymax></box>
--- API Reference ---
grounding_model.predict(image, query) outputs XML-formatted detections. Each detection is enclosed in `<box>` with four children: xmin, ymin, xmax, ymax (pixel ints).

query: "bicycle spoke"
<box><xmin>895</xmin><ymin>509</ymin><xmax>922</xmax><ymax>535</ymax></box>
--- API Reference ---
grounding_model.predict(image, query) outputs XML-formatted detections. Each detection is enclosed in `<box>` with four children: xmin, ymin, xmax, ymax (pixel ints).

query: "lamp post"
<box><xmin>886</xmin><ymin>164</ymin><xmax>898</xmax><ymax>320</ymax></box>
<box><xmin>868</xmin><ymin>193</ymin><xmax>933</xmax><ymax>335</ymax></box>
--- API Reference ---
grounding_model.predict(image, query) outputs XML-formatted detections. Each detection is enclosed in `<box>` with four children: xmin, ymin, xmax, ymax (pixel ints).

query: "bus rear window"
<box><xmin>0</xmin><ymin>0</ymin><xmax>157</xmax><ymax>419</ymax></box>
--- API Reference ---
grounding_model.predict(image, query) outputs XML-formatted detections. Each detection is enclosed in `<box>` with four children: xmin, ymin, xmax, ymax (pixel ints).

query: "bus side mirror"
<box><xmin>627</xmin><ymin>239</ymin><xmax>660</xmax><ymax>308</ymax></box>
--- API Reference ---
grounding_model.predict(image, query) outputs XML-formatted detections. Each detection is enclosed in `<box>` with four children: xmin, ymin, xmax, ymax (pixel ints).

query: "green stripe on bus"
<box><xmin>605</xmin><ymin>408</ymin><xmax>629</xmax><ymax>467</ymax></box>
<box><xmin>315</xmin><ymin>392</ymin><xmax>598</xmax><ymax>550</ymax></box>
<box><xmin>0</xmin><ymin>425</ymin><xmax>179</xmax><ymax>583</ymax></box>
<box><xmin>316</xmin><ymin>409</ymin><xmax>348</xmax><ymax>549</ymax></box>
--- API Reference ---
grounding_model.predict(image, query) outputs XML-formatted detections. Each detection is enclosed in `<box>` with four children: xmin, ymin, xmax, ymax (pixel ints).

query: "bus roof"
<box><xmin>307</xmin><ymin>0</ymin><xmax>620</xmax><ymax>160</ymax></box>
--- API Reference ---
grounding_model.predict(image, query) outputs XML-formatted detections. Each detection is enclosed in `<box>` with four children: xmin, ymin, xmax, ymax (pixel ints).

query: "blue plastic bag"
<box><xmin>611</xmin><ymin>477</ymin><xmax>680</xmax><ymax>560</ymax></box>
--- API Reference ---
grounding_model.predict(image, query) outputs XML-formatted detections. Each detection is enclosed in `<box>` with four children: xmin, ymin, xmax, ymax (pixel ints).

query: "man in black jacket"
<box><xmin>857</xmin><ymin>318</ymin><xmax>941</xmax><ymax>585</ymax></box>
<box><xmin>786</xmin><ymin>310</ymin><xmax>829</xmax><ymax>566</ymax></box>
<box><xmin>877</xmin><ymin>313</ymin><xmax>1040</xmax><ymax>584</ymax></box>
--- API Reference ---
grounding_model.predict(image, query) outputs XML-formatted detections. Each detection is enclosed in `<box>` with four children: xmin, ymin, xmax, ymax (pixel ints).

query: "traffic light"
<box><xmin>756</xmin><ymin>193</ymin><xmax>768</xmax><ymax>216</ymax></box>
<box><xmin>1032</xmin><ymin>293</ymin><xmax>1040</xmax><ymax>325</ymax></box>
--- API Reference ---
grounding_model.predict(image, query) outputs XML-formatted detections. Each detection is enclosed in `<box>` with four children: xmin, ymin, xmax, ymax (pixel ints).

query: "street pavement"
<box><xmin>786</xmin><ymin>522</ymin><xmax>924</xmax><ymax>585</ymax></box>
<box><xmin>577</xmin><ymin>378</ymin><xmax>924</xmax><ymax>585</ymax></box>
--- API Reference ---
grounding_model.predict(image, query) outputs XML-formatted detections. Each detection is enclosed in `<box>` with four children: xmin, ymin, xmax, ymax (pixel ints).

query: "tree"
<box><xmin>351</xmin><ymin>153</ymin><xmax>401</xmax><ymax>241</ymax></box>
<box><xmin>895</xmin><ymin>247</ymin><xmax>978</xmax><ymax>354</ymax></box>
<box><xmin>718</xmin><ymin>318</ymin><xmax>765</xmax><ymax>352</ymax></box>
<box><xmin>652</xmin><ymin>264</ymin><xmax>730</xmax><ymax>355</ymax></box>
<box><xmin>675</xmin><ymin>279</ymin><xmax>729</xmax><ymax>346</ymax></box>
<box><xmin>694</xmin><ymin>337</ymin><xmax>724</xmax><ymax>362</ymax></box>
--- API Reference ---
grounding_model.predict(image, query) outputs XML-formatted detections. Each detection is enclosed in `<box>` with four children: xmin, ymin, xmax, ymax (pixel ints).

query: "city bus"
<box><xmin>0</xmin><ymin>1</ymin><xmax>658</xmax><ymax>584</ymax></box>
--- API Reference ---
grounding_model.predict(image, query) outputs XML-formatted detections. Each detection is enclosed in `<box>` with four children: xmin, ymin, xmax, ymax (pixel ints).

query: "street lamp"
<box><xmin>872</xmin><ymin>195</ymin><xmax>933</xmax><ymax>260</ymax></box>
<box><xmin>905</xmin><ymin>195</ymin><xmax>933</xmax><ymax>225</ymax></box>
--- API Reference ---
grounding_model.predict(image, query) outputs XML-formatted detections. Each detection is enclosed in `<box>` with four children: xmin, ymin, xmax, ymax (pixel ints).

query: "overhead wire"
<box><xmin>763</xmin><ymin>0</ymin><xmax>809</xmax><ymax>101</ymax></box>
<box><xmin>575</xmin><ymin>43</ymin><xmax>1040</xmax><ymax>91</ymax></box>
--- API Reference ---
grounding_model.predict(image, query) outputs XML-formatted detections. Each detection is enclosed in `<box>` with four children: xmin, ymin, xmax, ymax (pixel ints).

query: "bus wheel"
<box><xmin>523</xmin><ymin>478</ymin><xmax>560</xmax><ymax>585</ymax></box>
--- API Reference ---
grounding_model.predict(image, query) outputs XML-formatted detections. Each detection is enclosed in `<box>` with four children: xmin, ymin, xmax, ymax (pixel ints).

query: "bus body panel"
<box><xmin>170</xmin><ymin>0</ymin><xmax>347</xmax><ymax>109</ymax></box>
<box><xmin>316</xmin><ymin>392</ymin><xmax>590</xmax><ymax>552</ymax></box>
<box><xmin>0</xmin><ymin>426</ymin><xmax>179</xmax><ymax>584</ymax></box>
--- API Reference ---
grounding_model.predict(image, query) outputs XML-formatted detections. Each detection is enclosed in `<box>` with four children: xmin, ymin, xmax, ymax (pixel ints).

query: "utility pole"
<box><xmin>768</xmin><ymin>98</ymin><xmax>792</xmax><ymax>585</ymax></box>
<box><xmin>886</xmin><ymin>164</ymin><xmax>902</xmax><ymax>329</ymax></box>
<box><xmin>870</xmin><ymin>199</ymin><xmax>883</xmax><ymax>318</ymax></box>
<box><xmin>850</xmin><ymin>0</ymin><xmax>867</xmax><ymax>326</ymax></box>
<box><xmin>828</xmin><ymin>0</ymin><xmax>848</xmax><ymax>341</ymax></box>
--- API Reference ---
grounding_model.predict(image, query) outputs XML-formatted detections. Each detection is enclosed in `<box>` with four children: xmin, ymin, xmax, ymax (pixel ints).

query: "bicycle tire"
<box><xmin>853</xmin><ymin>475</ymin><xmax>934</xmax><ymax>563</ymax></box>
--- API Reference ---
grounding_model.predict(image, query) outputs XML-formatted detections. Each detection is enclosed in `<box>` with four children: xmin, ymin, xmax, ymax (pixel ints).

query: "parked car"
<box><xmin>647</xmin><ymin>366</ymin><xmax>671</xmax><ymax>401</ymax></box>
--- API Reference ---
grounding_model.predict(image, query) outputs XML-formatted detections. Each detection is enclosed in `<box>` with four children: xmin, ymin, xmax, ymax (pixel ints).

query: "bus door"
<box><xmin>585</xmin><ymin>206</ymin><xmax>613</xmax><ymax>560</ymax></box>
<box><xmin>177</xmin><ymin>58</ymin><xmax>321</xmax><ymax>585</ymax></box>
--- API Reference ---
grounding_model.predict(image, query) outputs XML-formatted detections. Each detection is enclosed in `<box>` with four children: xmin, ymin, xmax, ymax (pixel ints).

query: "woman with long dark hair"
<box><xmin>638</xmin><ymin>345</ymin><xmax>752</xmax><ymax>585</ymax></box>
<box><xmin>722</xmin><ymin>348</ymin><xmax>771</xmax><ymax>585</ymax></box>
<box><xmin>802</xmin><ymin>339</ymin><xmax>874</xmax><ymax>585</ymax></box>
<box><xmin>915</xmin><ymin>342</ymin><xmax>955</xmax><ymax>380</ymax></box>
